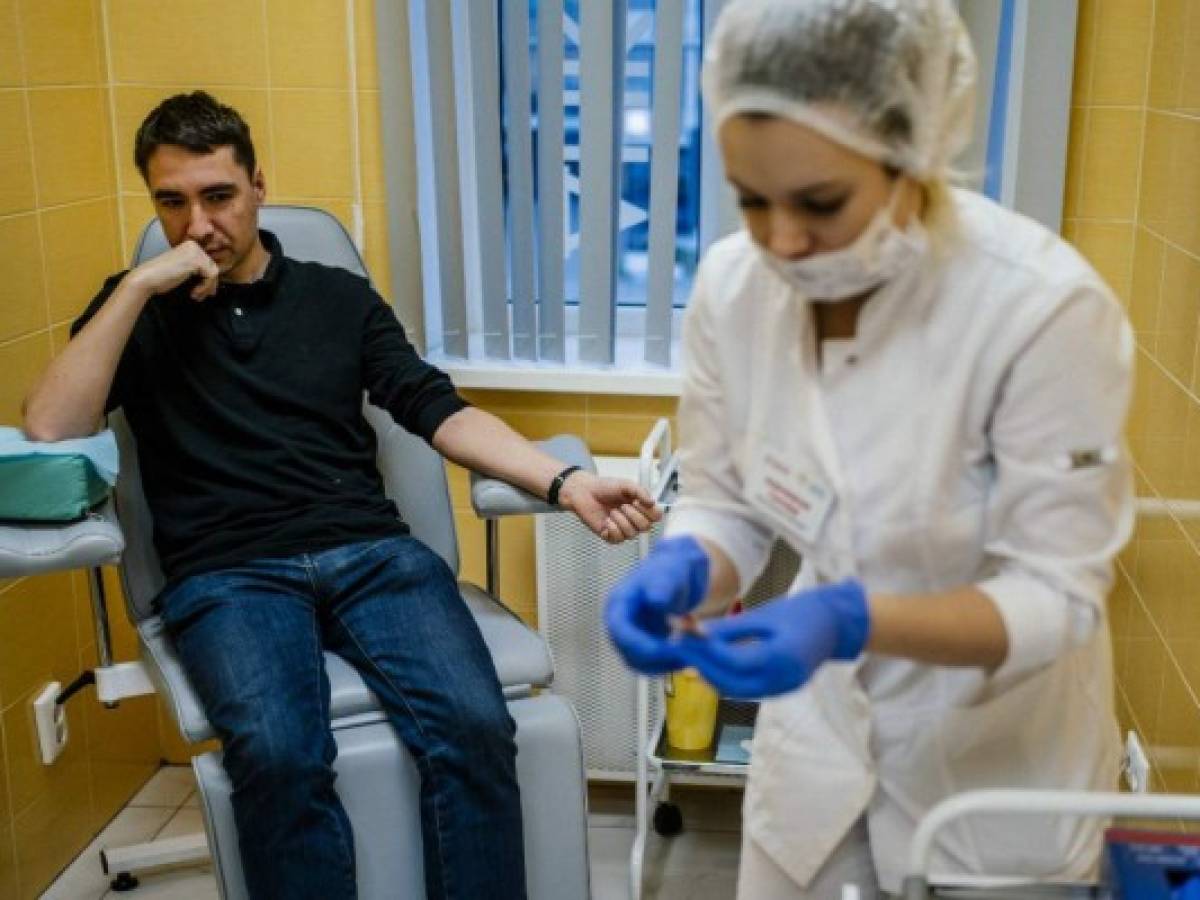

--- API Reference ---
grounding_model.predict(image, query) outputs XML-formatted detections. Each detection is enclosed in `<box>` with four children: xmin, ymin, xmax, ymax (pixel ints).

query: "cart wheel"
<box><xmin>110</xmin><ymin>872</ymin><xmax>139</xmax><ymax>892</ymax></box>
<box><xmin>653</xmin><ymin>802</ymin><xmax>684</xmax><ymax>837</ymax></box>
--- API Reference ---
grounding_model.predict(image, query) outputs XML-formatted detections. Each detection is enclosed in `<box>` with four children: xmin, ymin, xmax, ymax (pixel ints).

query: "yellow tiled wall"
<box><xmin>0</xmin><ymin>0</ymin><xmax>391</xmax><ymax>894</ymax></box>
<box><xmin>1064</xmin><ymin>0</ymin><xmax>1200</xmax><ymax>797</ymax></box>
<box><xmin>0</xmin><ymin>1</ymin><xmax>156</xmax><ymax>896</ymax></box>
<box><xmin>106</xmin><ymin>0</ymin><xmax>392</xmax><ymax>298</ymax></box>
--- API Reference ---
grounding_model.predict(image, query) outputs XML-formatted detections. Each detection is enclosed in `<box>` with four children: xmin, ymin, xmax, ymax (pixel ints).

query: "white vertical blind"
<box><xmin>464</xmin><ymin>0</ymin><xmax>511</xmax><ymax>359</ymax></box>
<box><xmin>535</xmin><ymin>0</ymin><xmax>566</xmax><ymax>362</ymax></box>
<box><xmin>503</xmin><ymin>0</ymin><xmax>538</xmax><ymax>360</ymax></box>
<box><xmin>407</xmin><ymin>0</ymin><xmax>467</xmax><ymax>357</ymax></box>
<box><xmin>698</xmin><ymin>0</ymin><xmax>738</xmax><ymax>256</ymax></box>
<box><xmin>643</xmin><ymin>0</ymin><xmax>685</xmax><ymax>366</ymax></box>
<box><xmin>576</xmin><ymin>2</ymin><xmax>626</xmax><ymax>365</ymax></box>
<box><xmin>405</xmin><ymin>0</ymin><xmax>710</xmax><ymax>369</ymax></box>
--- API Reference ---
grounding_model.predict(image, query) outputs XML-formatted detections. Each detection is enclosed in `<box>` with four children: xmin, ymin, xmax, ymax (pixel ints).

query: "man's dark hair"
<box><xmin>134</xmin><ymin>91</ymin><xmax>257</xmax><ymax>181</ymax></box>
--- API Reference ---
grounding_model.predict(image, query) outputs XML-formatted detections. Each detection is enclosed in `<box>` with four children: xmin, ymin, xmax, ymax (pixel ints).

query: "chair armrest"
<box><xmin>469</xmin><ymin>434</ymin><xmax>597</xmax><ymax>518</ymax></box>
<box><xmin>0</xmin><ymin>500</ymin><xmax>124</xmax><ymax>577</ymax></box>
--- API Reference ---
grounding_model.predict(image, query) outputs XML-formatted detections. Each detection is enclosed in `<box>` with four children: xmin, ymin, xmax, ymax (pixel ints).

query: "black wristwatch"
<box><xmin>546</xmin><ymin>465</ymin><xmax>583</xmax><ymax>507</ymax></box>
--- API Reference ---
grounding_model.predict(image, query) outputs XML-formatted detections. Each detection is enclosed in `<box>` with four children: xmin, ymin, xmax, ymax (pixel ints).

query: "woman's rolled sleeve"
<box><xmin>980</xmin><ymin>284</ymin><xmax>1134</xmax><ymax>681</ymax></box>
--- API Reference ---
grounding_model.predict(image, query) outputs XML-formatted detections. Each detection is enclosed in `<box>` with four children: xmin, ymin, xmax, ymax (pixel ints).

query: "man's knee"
<box><xmin>224</xmin><ymin>721</ymin><xmax>336</xmax><ymax>792</ymax></box>
<box><xmin>438</xmin><ymin>688</ymin><xmax>517</xmax><ymax>770</ymax></box>
<box><xmin>469</xmin><ymin>691</ymin><xmax>516</xmax><ymax>739</ymax></box>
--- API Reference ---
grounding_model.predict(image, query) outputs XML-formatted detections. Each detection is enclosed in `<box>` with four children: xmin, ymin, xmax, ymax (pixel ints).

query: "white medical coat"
<box><xmin>665</xmin><ymin>189</ymin><xmax>1133</xmax><ymax>892</ymax></box>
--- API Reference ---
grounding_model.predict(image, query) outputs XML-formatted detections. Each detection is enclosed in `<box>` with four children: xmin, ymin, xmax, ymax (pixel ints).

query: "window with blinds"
<box><xmin>388</xmin><ymin>0</ymin><xmax>1081</xmax><ymax>384</ymax></box>
<box><xmin>405</xmin><ymin>0</ymin><xmax>737</xmax><ymax>372</ymax></box>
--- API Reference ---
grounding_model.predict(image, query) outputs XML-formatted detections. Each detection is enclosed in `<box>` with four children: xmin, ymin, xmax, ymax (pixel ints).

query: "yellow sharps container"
<box><xmin>664</xmin><ymin>668</ymin><xmax>719</xmax><ymax>750</ymax></box>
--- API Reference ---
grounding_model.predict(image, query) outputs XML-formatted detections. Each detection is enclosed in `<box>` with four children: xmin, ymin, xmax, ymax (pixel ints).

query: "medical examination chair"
<box><xmin>2</xmin><ymin>206</ymin><xmax>593</xmax><ymax>899</ymax></box>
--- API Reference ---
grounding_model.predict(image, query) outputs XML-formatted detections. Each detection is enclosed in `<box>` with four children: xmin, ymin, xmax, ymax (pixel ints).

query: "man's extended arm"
<box><xmin>431</xmin><ymin>407</ymin><xmax>661</xmax><ymax>542</ymax></box>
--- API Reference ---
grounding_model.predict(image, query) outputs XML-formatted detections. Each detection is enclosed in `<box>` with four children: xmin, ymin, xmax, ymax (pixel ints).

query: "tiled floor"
<box><xmin>41</xmin><ymin>768</ymin><xmax>742</xmax><ymax>899</ymax></box>
<box><xmin>40</xmin><ymin>768</ymin><xmax>214</xmax><ymax>900</ymax></box>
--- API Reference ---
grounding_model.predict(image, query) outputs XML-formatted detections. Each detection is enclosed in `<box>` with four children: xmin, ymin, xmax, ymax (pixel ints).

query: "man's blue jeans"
<box><xmin>156</xmin><ymin>535</ymin><xmax>526</xmax><ymax>900</ymax></box>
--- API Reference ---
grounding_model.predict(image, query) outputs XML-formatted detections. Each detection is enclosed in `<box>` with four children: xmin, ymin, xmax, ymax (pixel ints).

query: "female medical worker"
<box><xmin>605</xmin><ymin>0</ymin><xmax>1134</xmax><ymax>897</ymax></box>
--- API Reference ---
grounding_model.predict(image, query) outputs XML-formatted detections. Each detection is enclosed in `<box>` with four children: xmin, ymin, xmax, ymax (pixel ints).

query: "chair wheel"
<box><xmin>110</xmin><ymin>872</ymin><xmax>140</xmax><ymax>892</ymax></box>
<box><xmin>653</xmin><ymin>801</ymin><xmax>684</xmax><ymax>836</ymax></box>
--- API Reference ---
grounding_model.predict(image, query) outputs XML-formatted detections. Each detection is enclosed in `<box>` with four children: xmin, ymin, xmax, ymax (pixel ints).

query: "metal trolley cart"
<box><xmin>897</xmin><ymin>789</ymin><xmax>1200</xmax><ymax>898</ymax></box>
<box><xmin>628</xmin><ymin>419</ymin><xmax>799</xmax><ymax>900</ymax></box>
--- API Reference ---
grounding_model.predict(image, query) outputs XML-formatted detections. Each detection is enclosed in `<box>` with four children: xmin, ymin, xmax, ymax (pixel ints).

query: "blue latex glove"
<box><xmin>677</xmin><ymin>580</ymin><xmax>871</xmax><ymax>699</ymax></box>
<box><xmin>1175</xmin><ymin>876</ymin><xmax>1200</xmax><ymax>900</ymax></box>
<box><xmin>604</xmin><ymin>535</ymin><xmax>710</xmax><ymax>675</ymax></box>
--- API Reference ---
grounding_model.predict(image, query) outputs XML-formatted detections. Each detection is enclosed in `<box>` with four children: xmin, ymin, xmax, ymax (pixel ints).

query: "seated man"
<box><xmin>23</xmin><ymin>91</ymin><xmax>660</xmax><ymax>900</ymax></box>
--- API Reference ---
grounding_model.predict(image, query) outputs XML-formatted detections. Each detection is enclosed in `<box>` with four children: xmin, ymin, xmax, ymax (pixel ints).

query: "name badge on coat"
<box><xmin>746</xmin><ymin>447</ymin><xmax>836</xmax><ymax>548</ymax></box>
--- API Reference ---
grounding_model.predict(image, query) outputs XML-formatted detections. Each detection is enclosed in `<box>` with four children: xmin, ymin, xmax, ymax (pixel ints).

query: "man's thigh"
<box><xmin>157</xmin><ymin>563</ymin><xmax>333</xmax><ymax>751</ymax></box>
<box><xmin>318</xmin><ymin>536</ymin><xmax>511</xmax><ymax>746</ymax></box>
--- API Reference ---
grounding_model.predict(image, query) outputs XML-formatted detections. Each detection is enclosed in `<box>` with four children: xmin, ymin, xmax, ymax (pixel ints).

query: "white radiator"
<box><xmin>535</xmin><ymin>456</ymin><xmax>800</xmax><ymax>780</ymax></box>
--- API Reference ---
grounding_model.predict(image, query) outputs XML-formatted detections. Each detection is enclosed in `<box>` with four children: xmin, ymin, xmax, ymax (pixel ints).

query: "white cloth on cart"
<box><xmin>665</xmin><ymin>188</ymin><xmax>1132</xmax><ymax>892</ymax></box>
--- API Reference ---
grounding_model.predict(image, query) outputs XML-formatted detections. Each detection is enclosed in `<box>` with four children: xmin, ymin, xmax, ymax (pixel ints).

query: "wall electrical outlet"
<box><xmin>1124</xmin><ymin>730</ymin><xmax>1150</xmax><ymax>793</ymax></box>
<box><xmin>32</xmin><ymin>682</ymin><xmax>68</xmax><ymax>766</ymax></box>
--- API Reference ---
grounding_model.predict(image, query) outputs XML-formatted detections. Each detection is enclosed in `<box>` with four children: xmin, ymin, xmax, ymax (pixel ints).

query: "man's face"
<box><xmin>145</xmin><ymin>144</ymin><xmax>266</xmax><ymax>281</ymax></box>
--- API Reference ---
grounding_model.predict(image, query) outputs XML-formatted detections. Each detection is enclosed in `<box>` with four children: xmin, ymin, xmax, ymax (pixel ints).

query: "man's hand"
<box><xmin>557</xmin><ymin>471</ymin><xmax>662</xmax><ymax>543</ymax></box>
<box><xmin>22</xmin><ymin>239</ymin><xmax>220</xmax><ymax>442</ymax></box>
<box><xmin>126</xmin><ymin>239</ymin><xmax>220</xmax><ymax>301</ymax></box>
<box><xmin>429</xmin><ymin>406</ymin><xmax>663</xmax><ymax>543</ymax></box>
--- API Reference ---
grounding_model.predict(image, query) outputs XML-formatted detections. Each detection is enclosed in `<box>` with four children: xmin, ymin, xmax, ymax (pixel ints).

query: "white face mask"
<box><xmin>757</xmin><ymin>186</ymin><xmax>930</xmax><ymax>302</ymax></box>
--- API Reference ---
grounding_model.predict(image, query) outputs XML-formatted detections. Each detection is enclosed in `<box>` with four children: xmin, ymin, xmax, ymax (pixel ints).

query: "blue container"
<box><xmin>1105</xmin><ymin>828</ymin><xmax>1200</xmax><ymax>899</ymax></box>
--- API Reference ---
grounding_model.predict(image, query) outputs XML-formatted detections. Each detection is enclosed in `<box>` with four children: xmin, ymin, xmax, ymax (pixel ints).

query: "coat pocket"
<box><xmin>876</xmin><ymin>656</ymin><xmax>1117</xmax><ymax>882</ymax></box>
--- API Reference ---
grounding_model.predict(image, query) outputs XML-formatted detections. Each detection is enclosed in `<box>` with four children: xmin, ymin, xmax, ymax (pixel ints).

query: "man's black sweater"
<box><xmin>72</xmin><ymin>230</ymin><xmax>467</xmax><ymax>582</ymax></box>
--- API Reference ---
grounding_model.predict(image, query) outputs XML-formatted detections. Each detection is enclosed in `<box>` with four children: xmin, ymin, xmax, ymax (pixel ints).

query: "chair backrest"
<box><xmin>117</xmin><ymin>205</ymin><xmax>459</xmax><ymax>624</ymax></box>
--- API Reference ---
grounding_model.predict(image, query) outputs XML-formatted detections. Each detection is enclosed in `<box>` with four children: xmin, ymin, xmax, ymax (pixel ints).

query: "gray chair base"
<box><xmin>193</xmin><ymin>693</ymin><xmax>590</xmax><ymax>900</ymax></box>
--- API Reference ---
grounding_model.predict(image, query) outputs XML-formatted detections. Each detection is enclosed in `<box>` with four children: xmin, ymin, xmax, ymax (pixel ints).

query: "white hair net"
<box><xmin>702</xmin><ymin>0</ymin><xmax>978</xmax><ymax>180</ymax></box>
